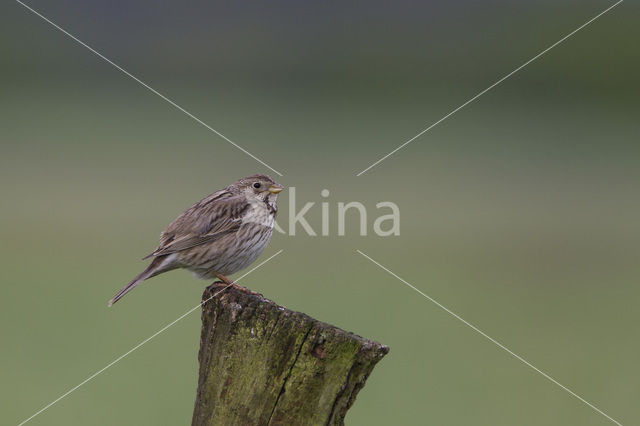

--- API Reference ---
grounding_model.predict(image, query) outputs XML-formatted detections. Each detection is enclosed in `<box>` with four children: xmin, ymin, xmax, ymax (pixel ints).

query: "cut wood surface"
<box><xmin>192</xmin><ymin>282</ymin><xmax>389</xmax><ymax>426</ymax></box>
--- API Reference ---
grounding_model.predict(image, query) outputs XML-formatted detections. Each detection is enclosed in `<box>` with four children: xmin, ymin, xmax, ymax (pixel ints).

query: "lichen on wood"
<box><xmin>192</xmin><ymin>283</ymin><xmax>389</xmax><ymax>426</ymax></box>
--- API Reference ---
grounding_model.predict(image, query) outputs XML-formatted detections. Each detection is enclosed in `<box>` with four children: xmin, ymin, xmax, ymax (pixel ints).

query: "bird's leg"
<box><xmin>215</xmin><ymin>273</ymin><xmax>261</xmax><ymax>296</ymax></box>
<box><xmin>215</xmin><ymin>272</ymin><xmax>234</xmax><ymax>285</ymax></box>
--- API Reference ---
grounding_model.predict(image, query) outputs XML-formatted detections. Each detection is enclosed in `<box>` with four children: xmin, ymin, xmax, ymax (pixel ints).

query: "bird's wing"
<box><xmin>144</xmin><ymin>191</ymin><xmax>248</xmax><ymax>258</ymax></box>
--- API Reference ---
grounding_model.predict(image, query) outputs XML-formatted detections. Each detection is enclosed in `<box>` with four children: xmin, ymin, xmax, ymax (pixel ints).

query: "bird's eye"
<box><xmin>253</xmin><ymin>182</ymin><xmax>261</xmax><ymax>189</ymax></box>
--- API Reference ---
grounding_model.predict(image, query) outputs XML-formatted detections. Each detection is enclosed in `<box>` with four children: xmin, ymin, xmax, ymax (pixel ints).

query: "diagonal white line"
<box><xmin>356</xmin><ymin>0</ymin><xmax>623</xmax><ymax>176</ymax></box>
<box><xmin>356</xmin><ymin>249</ymin><xmax>623</xmax><ymax>426</ymax></box>
<box><xmin>15</xmin><ymin>0</ymin><xmax>283</xmax><ymax>177</ymax></box>
<box><xmin>16</xmin><ymin>249</ymin><xmax>284</xmax><ymax>426</ymax></box>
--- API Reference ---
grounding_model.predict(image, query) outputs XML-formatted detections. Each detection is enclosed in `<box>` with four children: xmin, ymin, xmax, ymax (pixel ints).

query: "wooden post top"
<box><xmin>192</xmin><ymin>282</ymin><xmax>389</xmax><ymax>426</ymax></box>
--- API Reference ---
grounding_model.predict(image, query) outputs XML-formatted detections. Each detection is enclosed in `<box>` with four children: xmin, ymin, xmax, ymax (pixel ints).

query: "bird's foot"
<box><xmin>231</xmin><ymin>282</ymin><xmax>262</xmax><ymax>296</ymax></box>
<box><xmin>215</xmin><ymin>273</ymin><xmax>261</xmax><ymax>296</ymax></box>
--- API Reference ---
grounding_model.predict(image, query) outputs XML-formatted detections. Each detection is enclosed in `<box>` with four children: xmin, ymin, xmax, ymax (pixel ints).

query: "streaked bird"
<box><xmin>109</xmin><ymin>174</ymin><xmax>283</xmax><ymax>306</ymax></box>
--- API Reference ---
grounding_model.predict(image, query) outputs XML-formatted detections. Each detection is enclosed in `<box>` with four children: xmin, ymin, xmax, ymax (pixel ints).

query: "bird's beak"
<box><xmin>268</xmin><ymin>183</ymin><xmax>284</xmax><ymax>194</ymax></box>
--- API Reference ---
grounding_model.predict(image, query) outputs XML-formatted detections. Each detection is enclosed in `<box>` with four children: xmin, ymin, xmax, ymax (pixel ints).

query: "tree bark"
<box><xmin>192</xmin><ymin>282</ymin><xmax>389</xmax><ymax>426</ymax></box>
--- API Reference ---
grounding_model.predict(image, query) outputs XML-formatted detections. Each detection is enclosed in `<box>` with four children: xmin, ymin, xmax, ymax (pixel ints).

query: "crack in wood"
<box><xmin>267</xmin><ymin>324</ymin><xmax>314</xmax><ymax>425</ymax></box>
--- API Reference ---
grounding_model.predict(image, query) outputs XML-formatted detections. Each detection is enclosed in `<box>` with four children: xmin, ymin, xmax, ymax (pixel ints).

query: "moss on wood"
<box><xmin>192</xmin><ymin>283</ymin><xmax>389</xmax><ymax>426</ymax></box>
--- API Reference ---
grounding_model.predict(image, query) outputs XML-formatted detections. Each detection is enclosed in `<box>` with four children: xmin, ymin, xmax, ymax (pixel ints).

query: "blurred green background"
<box><xmin>1</xmin><ymin>1</ymin><xmax>638</xmax><ymax>425</ymax></box>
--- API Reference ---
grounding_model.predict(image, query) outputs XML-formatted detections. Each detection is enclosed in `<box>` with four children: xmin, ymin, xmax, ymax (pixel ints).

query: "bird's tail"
<box><xmin>108</xmin><ymin>256</ymin><xmax>172</xmax><ymax>307</ymax></box>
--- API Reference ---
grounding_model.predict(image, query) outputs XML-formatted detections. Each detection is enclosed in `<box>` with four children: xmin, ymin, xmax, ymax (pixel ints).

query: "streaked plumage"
<box><xmin>109</xmin><ymin>174</ymin><xmax>283</xmax><ymax>306</ymax></box>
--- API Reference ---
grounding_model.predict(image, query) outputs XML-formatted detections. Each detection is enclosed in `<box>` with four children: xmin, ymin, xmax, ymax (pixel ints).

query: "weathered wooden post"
<box><xmin>192</xmin><ymin>283</ymin><xmax>389</xmax><ymax>426</ymax></box>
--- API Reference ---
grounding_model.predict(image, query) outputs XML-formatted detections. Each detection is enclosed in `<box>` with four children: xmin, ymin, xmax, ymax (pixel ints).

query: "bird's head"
<box><xmin>229</xmin><ymin>174</ymin><xmax>284</xmax><ymax>203</ymax></box>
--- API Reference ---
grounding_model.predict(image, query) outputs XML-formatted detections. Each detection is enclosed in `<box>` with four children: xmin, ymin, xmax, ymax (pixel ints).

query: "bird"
<box><xmin>108</xmin><ymin>174</ymin><xmax>283</xmax><ymax>306</ymax></box>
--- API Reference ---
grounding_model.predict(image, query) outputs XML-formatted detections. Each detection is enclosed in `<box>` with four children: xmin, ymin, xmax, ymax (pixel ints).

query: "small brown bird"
<box><xmin>108</xmin><ymin>174</ymin><xmax>283</xmax><ymax>306</ymax></box>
